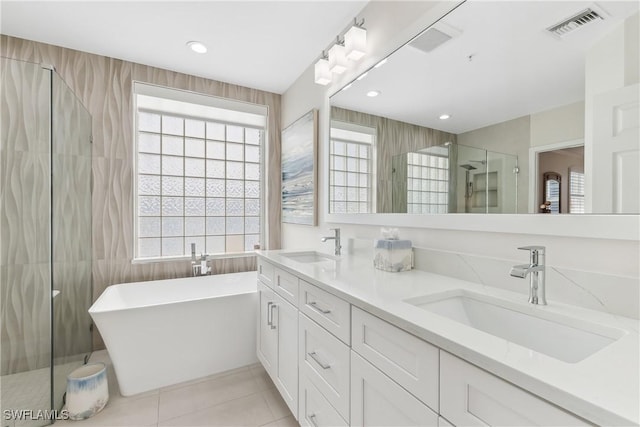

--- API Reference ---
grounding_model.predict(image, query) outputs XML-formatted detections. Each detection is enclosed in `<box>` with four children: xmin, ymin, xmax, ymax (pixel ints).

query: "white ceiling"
<box><xmin>331</xmin><ymin>1</ymin><xmax>639</xmax><ymax>134</ymax></box>
<box><xmin>0</xmin><ymin>1</ymin><xmax>367</xmax><ymax>94</ymax></box>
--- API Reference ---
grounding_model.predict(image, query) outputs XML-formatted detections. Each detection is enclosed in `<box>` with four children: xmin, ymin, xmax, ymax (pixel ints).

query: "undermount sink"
<box><xmin>404</xmin><ymin>290</ymin><xmax>626</xmax><ymax>363</ymax></box>
<box><xmin>280</xmin><ymin>251</ymin><xmax>339</xmax><ymax>264</ymax></box>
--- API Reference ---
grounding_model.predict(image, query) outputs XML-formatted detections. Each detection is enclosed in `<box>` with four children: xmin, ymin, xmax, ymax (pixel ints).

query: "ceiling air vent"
<box><xmin>409</xmin><ymin>23</ymin><xmax>461</xmax><ymax>54</ymax></box>
<box><xmin>547</xmin><ymin>8</ymin><xmax>604</xmax><ymax>37</ymax></box>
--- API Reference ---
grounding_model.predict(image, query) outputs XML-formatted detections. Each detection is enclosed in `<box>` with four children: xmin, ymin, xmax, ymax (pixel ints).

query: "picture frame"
<box><xmin>281</xmin><ymin>109</ymin><xmax>318</xmax><ymax>226</ymax></box>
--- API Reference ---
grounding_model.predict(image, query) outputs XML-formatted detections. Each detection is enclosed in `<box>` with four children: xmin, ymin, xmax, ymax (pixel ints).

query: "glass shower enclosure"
<box><xmin>1</xmin><ymin>58</ymin><xmax>92</xmax><ymax>427</ymax></box>
<box><xmin>392</xmin><ymin>143</ymin><xmax>518</xmax><ymax>214</ymax></box>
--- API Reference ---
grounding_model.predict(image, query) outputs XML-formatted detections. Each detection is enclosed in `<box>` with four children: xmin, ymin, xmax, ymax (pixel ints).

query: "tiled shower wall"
<box><xmin>1</xmin><ymin>58</ymin><xmax>52</xmax><ymax>375</ymax></box>
<box><xmin>1</xmin><ymin>35</ymin><xmax>282</xmax><ymax>350</ymax></box>
<box><xmin>331</xmin><ymin>107</ymin><xmax>456</xmax><ymax>213</ymax></box>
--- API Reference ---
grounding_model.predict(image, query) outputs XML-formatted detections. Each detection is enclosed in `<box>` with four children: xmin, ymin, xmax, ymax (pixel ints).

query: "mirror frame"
<box><xmin>322</xmin><ymin>2</ymin><xmax>639</xmax><ymax>242</ymax></box>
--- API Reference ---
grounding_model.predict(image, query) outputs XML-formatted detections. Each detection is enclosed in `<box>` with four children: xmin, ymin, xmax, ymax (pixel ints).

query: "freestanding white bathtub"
<box><xmin>89</xmin><ymin>271</ymin><xmax>257</xmax><ymax>396</ymax></box>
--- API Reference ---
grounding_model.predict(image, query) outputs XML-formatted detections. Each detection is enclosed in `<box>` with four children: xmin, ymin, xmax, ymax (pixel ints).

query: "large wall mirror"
<box><xmin>329</xmin><ymin>1</ymin><xmax>639</xmax><ymax>215</ymax></box>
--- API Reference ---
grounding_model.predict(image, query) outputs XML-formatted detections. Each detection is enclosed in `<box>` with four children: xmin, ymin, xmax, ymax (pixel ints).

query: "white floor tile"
<box><xmin>56</xmin><ymin>395</ymin><xmax>159</xmax><ymax>427</ymax></box>
<box><xmin>158</xmin><ymin>369</ymin><xmax>263</xmax><ymax>421</ymax></box>
<box><xmin>260</xmin><ymin>415</ymin><xmax>299</xmax><ymax>427</ymax></box>
<box><xmin>263</xmin><ymin>387</ymin><xmax>292</xmax><ymax>420</ymax></box>
<box><xmin>159</xmin><ymin>392</ymin><xmax>275</xmax><ymax>426</ymax></box>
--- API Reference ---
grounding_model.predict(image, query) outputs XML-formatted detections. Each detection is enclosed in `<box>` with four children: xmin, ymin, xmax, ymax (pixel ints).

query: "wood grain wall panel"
<box><xmin>2</xmin><ymin>35</ymin><xmax>281</xmax><ymax>350</ymax></box>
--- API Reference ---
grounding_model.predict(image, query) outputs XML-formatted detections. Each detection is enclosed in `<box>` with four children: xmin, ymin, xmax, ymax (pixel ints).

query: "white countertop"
<box><xmin>256</xmin><ymin>250</ymin><xmax>640</xmax><ymax>426</ymax></box>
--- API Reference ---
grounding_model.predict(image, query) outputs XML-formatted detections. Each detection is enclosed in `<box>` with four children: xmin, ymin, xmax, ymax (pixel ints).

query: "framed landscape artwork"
<box><xmin>281</xmin><ymin>109</ymin><xmax>318</xmax><ymax>226</ymax></box>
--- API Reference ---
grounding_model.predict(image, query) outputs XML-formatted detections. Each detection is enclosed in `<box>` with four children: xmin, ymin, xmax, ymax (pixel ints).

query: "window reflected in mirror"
<box><xmin>543</xmin><ymin>173</ymin><xmax>561</xmax><ymax>214</ymax></box>
<box><xmin>329</xmin><ymin>121</ymin><xmax>376</xmax><ymax>213</ymax></box>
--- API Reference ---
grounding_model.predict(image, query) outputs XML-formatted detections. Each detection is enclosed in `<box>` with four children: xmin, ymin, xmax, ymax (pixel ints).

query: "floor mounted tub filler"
<box><xmin>89</xmin><ymin>271</ymin><xmax>257</xmax><ymax>396</ymax></box>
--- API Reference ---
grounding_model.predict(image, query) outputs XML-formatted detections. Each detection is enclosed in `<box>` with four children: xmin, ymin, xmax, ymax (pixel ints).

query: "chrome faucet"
<box><xmin>510</xmin><ymin>246</ymin><xmax>546</xmax><ymax>305</ymax></box>
<box><xmin>321</xmin><ymin>228</ymin><xmax>341</xmax><ymax>256</ymax></box>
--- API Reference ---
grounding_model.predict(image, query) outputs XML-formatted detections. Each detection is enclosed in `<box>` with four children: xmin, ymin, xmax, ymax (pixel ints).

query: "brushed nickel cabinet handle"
<box><xmin>309</xmin><ymin>301</ymin><xmax>331</xmax><ymax>314</ymax></box>
<box><xmin>308</xmin><ymin>351</ymin><xmax>331</xmax><ymax>369</ymax></box>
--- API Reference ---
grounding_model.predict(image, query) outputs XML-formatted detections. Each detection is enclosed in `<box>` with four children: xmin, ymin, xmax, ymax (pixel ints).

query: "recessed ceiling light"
<box><xmin>439</xmin><ymin>114</ymin><xmax>451</xmax><ymax>120</ymax></box>
<box><xmin>367</xmin><ymin>90</ymin><xmax>381</xmax><ymax>97</ymax></box>
<box><xmin>374</xmin><ymin>58</ymin><xmax>388</xmax><ymax>68</ymax></box>
<box><xmin>187</xmin><ymin>41</ymin><xmax>207</xmax><ymax>54</ymax></box>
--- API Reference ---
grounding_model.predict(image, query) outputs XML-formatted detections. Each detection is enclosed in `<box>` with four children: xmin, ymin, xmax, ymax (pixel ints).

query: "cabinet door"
<box><xmin>257</xmin><ymin>281</ymin><xmax>277</xmax><ymax>375</ymax></box>
<box><xmin>351</xmin><ymin>351</ymin><xmax>438</xmax><ymax>427</ymax></box>
<box><xmin>273</xmin><ymin>292</ymin><xmax>298</xmax><ymax>419</ymax></box>
<box><xmin>440</xmin><ymin>352</ymin><xmax>590</xmax><ymax>426</ymax></box>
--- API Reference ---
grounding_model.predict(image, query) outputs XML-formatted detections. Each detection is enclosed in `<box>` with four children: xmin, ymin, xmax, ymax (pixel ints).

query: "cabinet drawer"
<box><xmin>351</xmin><ymin>351</ymin><xmax>438</xmax><ymax>427</ymax></box>
<box><xmin>299</xmin><ymin>280</ymin><xmax>350</xmax><ymax>344</ymax></box>
<box><xmin>299</xmin><ymin>374</ymin><xmax>348</xmax><ymax>427</ymax></box>
<box><xmin>257</xmin><ymin>258</ymin><xmax>275</xmax><ymax>288</ymax></box>
<box><xmin>274</xmin><ymin>267</ymin><xmax>299</xmax><ymax>307</ymax></box>
<box><xmin>299</xmin><ymin>313</ymin><xmax>350</xmax><ymax>421</ymax></box>
<box><xmin>440</xmin><ymin>352</ymin><xmax>590</xmax><ymax>426</ymax></box>
<box><xmin>352</xmin><ymin>307</ymin><xmax>439</xmax><ymax>410</ymax></box>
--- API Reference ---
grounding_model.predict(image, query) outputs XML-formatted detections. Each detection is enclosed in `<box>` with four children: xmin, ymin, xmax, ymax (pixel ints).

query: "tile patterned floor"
<box><xmin>54</xmin><ymin>350</ymin><xmax>297</xmax><ymax>427</ymax></box>
<box><xmin>1</xmin><ymin>359</ymin><xmax>84</xmax><ymax>427</ymax></box>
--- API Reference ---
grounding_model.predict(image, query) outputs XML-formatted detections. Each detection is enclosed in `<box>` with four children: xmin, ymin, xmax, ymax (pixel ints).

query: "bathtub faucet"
<box><xmin>190</xmin><ymin>243</ymin><xmax>212</xmax><ymax>276</ymax></box>
<box><xmin>192</xmin><ymin>254</ymin><xmax>212</xmax><ymax>276</ymax></box>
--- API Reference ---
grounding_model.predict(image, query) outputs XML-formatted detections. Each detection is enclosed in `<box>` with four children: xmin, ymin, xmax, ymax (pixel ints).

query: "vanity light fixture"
<box><xmin>367</xmin><ymin>90</ymin><xmax>381</xmax><ymax>97</ymax></box>
<box><xmin>186</xmin><ymin>41</ymin><xmax>207</xmax><ymax>54</ymax></box>
<box><xmin>344</xmin><ymin>18</ymin><xmax>367</xmax><ymax>61</ymax></box>
<box><xmin>341</xmin><ymin>83</ymin><xmax>353</xmax><ymax>91</ymax></box>
<box><xmin>328</xmin><ymin>37</ymin><xmax>348</xmax><ymax>74</ymax></box>
<box><xmin>439</xmin><ymin>114</ymin><xmax>451</xmax><ymax>120</ymax></box>
<box><xmin>313</xmin><ymin>16</ymin><xmax>368</xmax><ymax>85</ymax></box>
<box><xmin>314</xmin><ymin>51</ymin><xmax>332</xmax><ymax>86</ymax></box>
<box><xmin>356</xmin><ymin>71</ymin><xmax>369</xmax><ymax>81</ymax></box>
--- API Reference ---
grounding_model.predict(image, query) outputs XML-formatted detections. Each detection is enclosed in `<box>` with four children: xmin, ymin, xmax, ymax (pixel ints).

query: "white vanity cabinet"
<box><xmin>256</xmin><ymin>264</ymin><xmax>298</xmax><ymax>419</ymax></box>
<box><xmin>439</xmin><ymin>352</ymin><xmax>591</xmax><ymax>427</ymax></box>
<box><xmin>257</xmin><ymin>255</ymin><xmax>596</xmax><ymax>427</ymax></box>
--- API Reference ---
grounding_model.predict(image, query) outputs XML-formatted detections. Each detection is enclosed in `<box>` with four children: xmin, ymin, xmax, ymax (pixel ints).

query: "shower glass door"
<box><xmin>50</xmin><ymin>71</ymin><xmax>93</xmax><ymax>411</ymax></box>
<box><xmin>1</xmin><ymin>59</ymin><xmax>53</xmax><ymax>427</ymax></box>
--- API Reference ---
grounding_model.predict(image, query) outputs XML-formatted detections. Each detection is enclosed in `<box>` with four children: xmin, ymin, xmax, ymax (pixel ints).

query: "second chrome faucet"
<box><xmin>321</xmin><ymin>228</ymin><xmax>341</xmax><ymax>256</ymax></box>
<box><xmin>510</xmin><ymin>246</ymin><xmax>546</xmax><ymax>305</ymax></box>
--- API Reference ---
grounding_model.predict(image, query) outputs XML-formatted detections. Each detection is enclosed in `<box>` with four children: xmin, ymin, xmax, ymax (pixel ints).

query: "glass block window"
<box><xmin>569</xmin><ymin>168</ymin><xmax>585</xmax><ymax>214</ymax></box>
<box><xmin>330</xmin><ymin>122</ymin><xmax>375</xmax><ymax>213</ymax></box>
<box><xmin>134</xmin><ymin>83</ymin><xmax>266</xmax><ymax>260</ymax></box>
<box><xmin>406</xmin><ymin>152</ymin><xmax>449</xmax><ymax>214</ymax></box>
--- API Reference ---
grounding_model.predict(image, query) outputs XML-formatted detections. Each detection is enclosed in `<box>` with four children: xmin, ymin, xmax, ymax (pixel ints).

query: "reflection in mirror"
<box><xmin>390</xmin><ymin>143</ymin><xmax>518</xmax><ymax>214</ymax></box>
<box><xmin>329</xmin><ymin>1</ymin><xmax>639</xmax><ymax>214</ymax></box>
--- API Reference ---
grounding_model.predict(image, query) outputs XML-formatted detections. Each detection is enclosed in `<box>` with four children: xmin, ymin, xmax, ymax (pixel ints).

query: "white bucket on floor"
<box><xmin>66</xmin><ymin>362</ymin><xmax>109</xmax><ymax>420</ymax></box>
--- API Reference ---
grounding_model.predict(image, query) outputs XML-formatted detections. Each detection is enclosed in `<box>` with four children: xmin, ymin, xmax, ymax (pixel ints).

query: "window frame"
<box><xmin>131</xmin><ymin>83</ymin><xmax>267</xmax><ymax>263</ymax></box>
